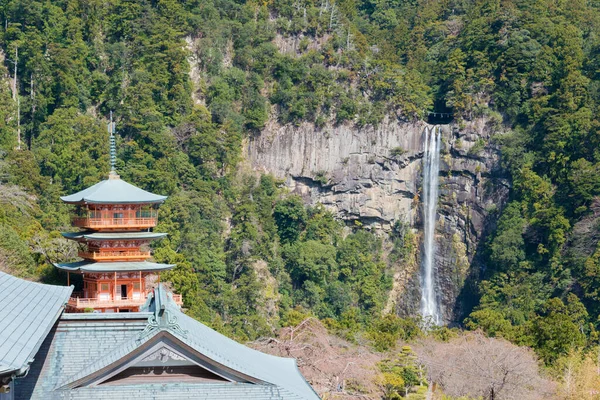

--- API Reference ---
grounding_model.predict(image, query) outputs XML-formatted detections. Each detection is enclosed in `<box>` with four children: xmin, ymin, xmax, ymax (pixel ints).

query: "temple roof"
<box><xmin>61</xmin><ymin>232</ymin><xmax>168</xmax><ymax>241</ymax></box>
<box><xmin>0</xmin><ymin>271</ymin><xmax>73</xmax><ymax>379</ymax></box>
<box><xmin>14</xmin><ymin>285</ymin><xmax>320</xmax><ymax>400</ymax></box>
<box><xmin>60</xmin><ymin>177</ymin><xmax>167</xmax><ymax>205</ymax></box>
<box><xmin>55</xmin><ymin>260</ymin><xmax>175</xmax><ymax>273</ymax></box>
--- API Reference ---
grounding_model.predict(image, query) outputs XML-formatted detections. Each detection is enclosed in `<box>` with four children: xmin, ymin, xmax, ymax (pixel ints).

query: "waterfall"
<box><xmin>421</xmin><ymin>125</ymin><xmax>442</xmax><ymax>325</ymax></box>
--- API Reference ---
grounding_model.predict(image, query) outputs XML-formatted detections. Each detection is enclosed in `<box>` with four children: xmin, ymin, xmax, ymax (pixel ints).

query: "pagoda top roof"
<box><xmin>0</xmin><ymin>271</ymin><xmax>72</xmax><ymax>379</ymax></box>
<box><xmin>55</xmin><ymin>260</ymin><xmax>175</xmax><ymax>273</ymax></box>
<box><xmin>60</xmin><ymin>175</ymin><xmax>167</xmax><ymax>205</ymax></box>
<box><xmin>61</xmin><ymin>231</ymin><xmax>168</xmax><ymax>241</ymax></box>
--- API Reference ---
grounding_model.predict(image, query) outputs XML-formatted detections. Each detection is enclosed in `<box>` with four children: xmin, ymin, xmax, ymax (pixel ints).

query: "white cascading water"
<box><xmin>420</xmin><ymin>125</ymin><xmax>442</xmax><ymax>325</ymax></box>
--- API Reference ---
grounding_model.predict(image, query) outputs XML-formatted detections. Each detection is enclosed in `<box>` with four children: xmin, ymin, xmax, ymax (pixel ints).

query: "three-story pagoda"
<box><xmin>55</xmin><ymin>117</ymin><xmax>181</xmax><ymax>312</ymax></box>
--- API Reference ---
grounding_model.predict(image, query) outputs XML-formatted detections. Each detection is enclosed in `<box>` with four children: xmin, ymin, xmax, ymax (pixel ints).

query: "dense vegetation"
<box><xmin>1</xmin><ymin>0</ymin><xmax>600</xmax><ymax>388</ymax></box>
<box><xmin>0</xmin><ymin>0</ymin><xmax>414</xmax><ymax>343</ymax></box>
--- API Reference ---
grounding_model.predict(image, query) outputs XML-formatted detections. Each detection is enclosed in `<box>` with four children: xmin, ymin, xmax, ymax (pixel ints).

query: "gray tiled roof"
<box><xmin>22</xmin><ymin>382</ymin><xmax>304</xmax><ymax>399</ymax></box>
<box><xmin>60</xmin><ymin>177</ymin><xmax>167</xmax><ymax>204</ymax></box>
<box><xmin>62</xmin><ymin>232</ymin><xmax>168</xmax><ymax>241</ymax></box>
<box><xmin>0</xmin><ymin>271</ymin><xmax>72</xmax><ymax>378</ymax></box>
<box><xmin>13</xmin><ymin>286</ymin><xmax>320</xmax><ymax>400</ymax></box>
<box><xmin>14</xmin><ymin>314</ymin><xmax>151</xmax><ymax>399</ymax></box>
<box><xmin>54</xmin><ymin>260</ymin><xmax>175</xmax><ymax>273</ymax></box>
<box><xmin>145</xmin><ymin>287</ymin><xmax>321</xmax><ymax>400</ymax></box>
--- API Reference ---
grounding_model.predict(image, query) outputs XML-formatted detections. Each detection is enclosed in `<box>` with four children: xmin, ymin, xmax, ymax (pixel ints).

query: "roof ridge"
<box><xmin>169</xmin><ymin>309</ymin><xmax>318</xmax><ymax>399</ymax></box>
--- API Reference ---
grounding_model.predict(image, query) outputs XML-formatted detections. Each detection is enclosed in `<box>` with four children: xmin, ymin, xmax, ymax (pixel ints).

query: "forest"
<box><xmin>1</xmin><ymin>0</ymin><xmax>600</xmax><ymax>398</ymax></box>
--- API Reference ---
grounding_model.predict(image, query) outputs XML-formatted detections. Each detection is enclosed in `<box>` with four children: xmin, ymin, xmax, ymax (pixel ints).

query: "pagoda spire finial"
<box><xmin>108</xmin><ymin>111</ymin><xmax>120</xmax><ymax>180</ymax></box>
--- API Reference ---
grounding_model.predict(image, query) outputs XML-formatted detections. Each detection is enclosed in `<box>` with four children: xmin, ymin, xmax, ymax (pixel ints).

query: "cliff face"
<box><xmin>247</xmin><ymin>117</ymin><xmax>509</xmax><ymax>323</ymax></box>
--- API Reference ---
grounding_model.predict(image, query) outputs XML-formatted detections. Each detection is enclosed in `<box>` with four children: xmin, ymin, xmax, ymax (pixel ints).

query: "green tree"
<box><xmin>274</xmin><ymin>196</ymin><xmax>307</xmax><ymax>244</ymax></box>
<box><xmin>532</xmin><ymin>295</ymin><xmax>588</xmax><ymax>362</ymax></box>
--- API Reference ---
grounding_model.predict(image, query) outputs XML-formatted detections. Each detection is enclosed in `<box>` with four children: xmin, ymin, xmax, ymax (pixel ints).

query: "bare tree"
<box><xmin>0</xmin><ymin>184</ymin><xmax>36</xmax><ymax>214</ymax></box>
<box><xmin>7</xmin><ymin>45</ymin><xmax>20</xmax><ymax>149</ymax></box>
<box><xmin>30</xmin><ymin>234</ymin><xmax>78</xmax><ymax>265</ymax></box>
<box><xmin>145</xmin><ymin>273</ymin><xmax>173</xmax><ymax>292</ymax></box>
<box><xmin>415</xmin><ymin>331</ymin><xmax>556</xmax><ymax>400</ymax></box>
<box><xmin>556</xmin><ymin>349</ymin><xmax>600</xmax><ymax>400</ymax></box>
<box><xmin>170</xmin><ymin>121</ymin><xmax>196</xmax><ymax>148</ymax></box>
<box><xmin>251</xmin><ymin>318</ymin><xmax>383</xmax><ymax>399</ymax></box>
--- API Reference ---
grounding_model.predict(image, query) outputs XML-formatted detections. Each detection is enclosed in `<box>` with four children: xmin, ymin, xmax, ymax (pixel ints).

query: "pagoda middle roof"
<box><xmin>61</xmin><ymin>231</ymin><xmax>168</xmax><ymax>241</ymax></box>
<box><xmin>60</xmin><ymin>177</ymin><xmax>167</xmax><ymax>204</ymax></box>
<box><xmin>55</xmin><ymin>260</ymin><xmax>175</xmax><ymax>273</ymax></box>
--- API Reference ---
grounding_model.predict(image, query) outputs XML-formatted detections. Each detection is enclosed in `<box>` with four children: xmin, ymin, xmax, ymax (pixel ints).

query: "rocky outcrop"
<box><xmin>249</xmin><ymin>117</ymin><xmax>427</xmax><ymax>229</ymax></box>
<box><xmin>247</xmin><ymin>116</ymin><xmax>509</xmax><ymax>323</ymax></box>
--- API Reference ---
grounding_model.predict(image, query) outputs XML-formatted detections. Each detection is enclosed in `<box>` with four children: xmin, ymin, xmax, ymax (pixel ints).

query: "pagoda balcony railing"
<box><xmin>67</xmin><ymin>293</ymin><xmax>183</xmax><ymax>309</ymax></box>
<box><xmin>72</xmin><ymin>216</ymin><xmax>158</xmax><ymax>229</ymax></box>
<box><xmin>78</xmin><ymin>250</ymin><xmax>151</xmax><ymax>261</ymax></box>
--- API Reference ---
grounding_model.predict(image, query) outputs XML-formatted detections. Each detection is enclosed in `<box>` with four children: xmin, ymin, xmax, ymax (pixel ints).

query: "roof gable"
<box><xmin>142</xmin><ymin>286</ymin><xmax>321</xmax><ymax>399</ymax></box>
<box><xmin>60</xmin><ymin>332</ymin><xmax>256</xmax><ymax>389</ymax></box>
<box><xmin>101</xmin><ymin>365</ymin><xmax>228</xmax><ymax>386</ymax></box>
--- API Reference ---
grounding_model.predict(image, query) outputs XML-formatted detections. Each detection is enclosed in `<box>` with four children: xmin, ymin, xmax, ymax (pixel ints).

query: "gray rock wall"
<box><xmin>249</xmin><ymin>118</ymin><xmax>427</xmax><ymax>229</ymax></box>
<box><xmin>247</xmin><ymin>117</ymin><xmax>509</xmax><ymax>323</ymax></box>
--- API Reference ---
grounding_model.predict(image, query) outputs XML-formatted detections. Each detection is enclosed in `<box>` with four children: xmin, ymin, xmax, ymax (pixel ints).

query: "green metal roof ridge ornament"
<box><xmin>138</xmin><ymin>285</ymin><xmax>188</xmax><ymax>341</ymax></box>
<box><xmin>108</xmin><ymin>111</ymin><xmax>119</xmax><ymax>180</ymax></box>
<box><xmin>139</xmin><ymin>309</ymin><xmax>188</xmax><ymax>340</ymax></box>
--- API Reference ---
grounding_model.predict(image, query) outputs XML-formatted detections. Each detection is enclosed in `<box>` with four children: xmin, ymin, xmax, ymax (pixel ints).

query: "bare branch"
<box><xmin>415</xmin><ymin>331</ymin><xmax>556</xmax><ymax>400</ymax></box>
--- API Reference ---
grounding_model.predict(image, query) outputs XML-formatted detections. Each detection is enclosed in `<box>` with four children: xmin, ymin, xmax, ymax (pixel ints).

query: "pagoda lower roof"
<box><xmin>61</xmin><ymin>231</ymin><xmax>168</xmax><ymax>241</ymax></box>
<box><xmin>55</xmin><ymin>260</ymin><xmax>175</xmax><ymax>273</ymax></box>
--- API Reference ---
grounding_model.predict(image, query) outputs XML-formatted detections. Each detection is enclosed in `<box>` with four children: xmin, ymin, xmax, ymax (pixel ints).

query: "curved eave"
<box><xmin>60</xmin><ymin>178</ymin><xmax>168</xmax><ymax>205</ymax></box>
<box><xmin>54</xmin><ymin>261</ymin><xmax>175</xmax><ymax>273</ymax></box>
<box><xmin>60</xmin><ymin>198</ymin><xmax>167</xmax><ymax>205</ymax></box>
<box><xmin>61</xmin><ymin>232</ymin><xmax>168</xmax><ymax>241</ymax></box>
